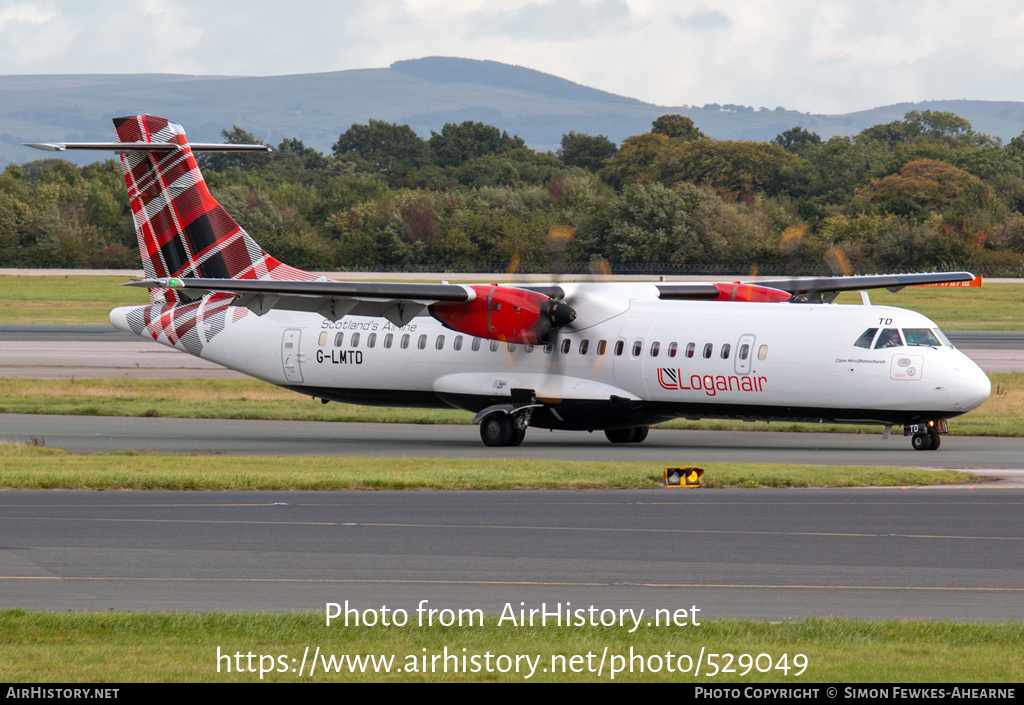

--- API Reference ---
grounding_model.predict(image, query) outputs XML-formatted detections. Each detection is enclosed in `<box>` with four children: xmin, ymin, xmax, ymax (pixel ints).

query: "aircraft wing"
<box><xmin>751</xmin><ymin>271</ymin><xmax>977</xmax><ymax>302</ymax></box>
<box><xmin>656</xmin><ymin>271</ymin><xmax>977</xmax><ymax>304</ymax></box>
<box><xmin>125</xmin><ymin>277</ymin><xmax>475</xmax><ymax>326</ymax></box>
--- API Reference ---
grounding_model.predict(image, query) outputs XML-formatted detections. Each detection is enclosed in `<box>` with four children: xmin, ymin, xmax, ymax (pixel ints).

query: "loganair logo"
<box><xmin>657</xmin><ymin>368</ymin><xmax>766</xmax><ymax>396</ymax></box>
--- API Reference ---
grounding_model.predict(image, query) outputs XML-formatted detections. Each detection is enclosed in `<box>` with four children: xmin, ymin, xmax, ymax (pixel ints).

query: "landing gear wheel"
<box><xmin>509</xmin><ymin>426</ymin><xmax>527</xmax><ymax>447</ymax></box>
<box><xmin>630</xmin><ymin>426</ymin><xmax>649</xmax><ymax>443</ymax></box>
<box><xmin>927</xmin><ymin>429</ymin><xmax>941</xmax><ymax>451</ymax></box>
<box><xmin>605</xmin><ymin>428</ymin><xmax>637</xmax><ymax>443</ymax></box>
<box><xmin>480</xmin><ymin>413</ymin><xmax>514</xmax><ymax>447</ymax></box>
<box><xmin>911</xmin><ymin>432</ymin><xmax>932</xmax><ymax>451</ymax></box>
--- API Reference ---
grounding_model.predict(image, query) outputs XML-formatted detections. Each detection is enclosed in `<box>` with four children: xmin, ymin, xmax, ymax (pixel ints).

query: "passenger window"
<box><xmin>757</xmin><ymin>344</ymin><xmax>768</xmax><ymax>360</ymax></box>
<box><xmin>490</xmin><ymin>340</ymin><xmax>499</xmax><ymax>352</ymax></box>
<box><xmin>472</xmin><ymin>337</ymin><xmax>481</xmax><ymax>352</ymax></box>
<box><xmin>738</xmin><ymin>344</ymin><xmax>749</xmax><ymax>360</ymax></box>
<box><xmin>685</xmin><ymin>343</ymin><xmax>695</xmax><ymax>359</ymax></box>
<box><xmin>597</xmin><ymin>340</ymin><xmax>607</xmax><ymax>355</ymax></box>
<box><xmin>561</xmin><ymin>339</ymin><xmax>571</xmax><ymax>354</ymax></box>
<box><xmin>854</xmin><ymin>328</ymin><xmax>878</xmax><ymax>349</ymax></box>
<box><xmin>401</xmin><ymin>334</ymin><xmax>410</xmax><ymax>349</ymax></box>
<box><xmin>544</xmin><ymin>343</ymin><xmax>553</xmax><ymax>354</ymax></box>
<box><xmin>721</xmin><ymin>343</ymin><xmax>731</xmax><ymax>359</ymax></box>
<box><xmin>579</xmin><ymin>339</ymin><xmax>589</xmax><ymax>355</ymax></box>
<box><xmin>334</xmin><ymin>332</ymin><xmax>344</xmax><ymax>347</ymax></box>
<box><xmin>614</xmin><ymin>340</ymin><xmax>625</xmax><ymax>356</ymax></box>
<box><xmin>507</xmin><ymin>343</ymin><xmax>517</xmax><ymax>353</ymax></box>
<box><xmin>436</xmin><ymin>335</ymin><xmax>445</xmax><ymax>350</ymax></box>
<box><xmin>631</xmin><ymin>340</ymin><xmax>643</xmax><ymax>357</ymax></box>
<box><xmin>703</xmin><ymin>343</ymin><xmax>713</xmax><ymax>359</ymax></box>
<box><xmin>454</xmin><ymin>335</ymin><xmax>463</xmax><ymax>351</ymax></box>
<box><xmin>351</xmin><ymin>333</ymin><xmax>360</xmax><ymax>347</ymax></box>
<box><xmin>318</xmin><ymin>332</ymin><xmax>327</xmax><ymax>346</ymax></box>
<box><xmin>874</xmin><ymin>329</ymin><xmax>903</xmax><ymax>349</ymax></box>
<box><xmin>367</xmin><ymin>333</ymin><xmax>376</xmax><ymax>348</ymax></box>
<box><xmin>668</xmin><ymin>342</ymin><xmax>678</xmax><ymax>358</ymax></box>
<box><xmin>525</xmin><ymin>344</ymin><xmax>533</xmax><ymax>353</ymax></box>
<box><xmin>418</xmin><ymin>334</ymin><xmax>427</xmax><ymax>350</ymax></box>
<box><xmin>384</xmin><ymin>333</ymin><xmax>393</xmax><ymax>349</ymax></box>
<box><xmin>650</xmin><ymin>341</ymin><xmax>660</xmax><ymax>357</ymax></box>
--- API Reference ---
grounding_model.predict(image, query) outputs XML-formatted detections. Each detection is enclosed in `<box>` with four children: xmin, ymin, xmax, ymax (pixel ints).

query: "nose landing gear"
<box><xmin>905</xmin><ymin>420</ymin><xmax>946</xmax><ymax>451</ymax></box>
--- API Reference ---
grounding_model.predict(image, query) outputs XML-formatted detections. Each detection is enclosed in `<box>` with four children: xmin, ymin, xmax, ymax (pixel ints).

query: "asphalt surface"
<box><xmin>2</xmin><ymin>414</ymin><xmax>1023</xmax><ymax>469</ymax></box>
<box><xmin>2</xmin><ymin>488</ymin><xmax>1022</xmax><ymax>619</ymax></box>
<box><xmin>3</xmin><ymin>322</ymin><xmax>1022</xmax><ymax>619</ymax></box>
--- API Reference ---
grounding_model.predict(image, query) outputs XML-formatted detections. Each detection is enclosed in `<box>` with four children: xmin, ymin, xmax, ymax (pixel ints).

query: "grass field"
<box><xmin>0</xmin><ymin>442</ymin><xmax>977</xmax><ymax>490</ymax></box>
<box><xmin>1</xmin><ymin>275</ymin><xmax>1022</xmax><ymax>328</ymax></box>
<box><xmin>832</xmin><ymin>282</ymin><xmax>1024</xmax><ymax>330</ymax></box>
<box><xmin>2</xmin><ymin>373</ymin><xmax>1021</xmax><ymax>436</ymax></box>
<box><xmin>1</xmin><ymin>610</ymin><xmax>1020</xmax><ymax>682</ymax></box>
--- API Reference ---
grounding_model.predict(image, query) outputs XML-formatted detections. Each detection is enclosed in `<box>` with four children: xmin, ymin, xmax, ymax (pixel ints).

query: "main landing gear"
<box><xmin>475</xmin><ymin>410</ymin><xmax>652</xmax><ymax>448</ymax></box>
<box><xmin>905</xmin><ymin>420</ymin><xmax>945</xmax><ymax>451</ymax></box>
<box><xmin>479</xmin><ymin>412</ymin><xmax>527</xmax><ymax>447</ymax></box>
<box><xmin>604</xmin><ymin>426</ymin><xmax>650</xmax><ymax>444</ymax></box>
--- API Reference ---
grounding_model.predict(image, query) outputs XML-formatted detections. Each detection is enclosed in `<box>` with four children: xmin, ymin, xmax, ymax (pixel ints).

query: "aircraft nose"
<box><xmin>947</xmin><ymin>357</ymin><xmax>991</xmax><ymax>412</ymax></box>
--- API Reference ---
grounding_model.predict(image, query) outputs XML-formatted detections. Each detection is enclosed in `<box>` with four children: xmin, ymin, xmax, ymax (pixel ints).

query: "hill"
<box><xmin>3</xmin><ymin>57</ymin><xmax>1023</xmax><ymax>166</ymax></box>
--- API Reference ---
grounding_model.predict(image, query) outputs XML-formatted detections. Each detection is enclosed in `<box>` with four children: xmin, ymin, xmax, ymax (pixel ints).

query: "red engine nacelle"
<box><xmin>430</xmin><ymin>285</ymin><xmax>574</xmax><ymax>345</ymax></box>
<box><xmin>713</xmin><ymin>282</ymin><xmax>793</xmax><ymax>303</ymax></box>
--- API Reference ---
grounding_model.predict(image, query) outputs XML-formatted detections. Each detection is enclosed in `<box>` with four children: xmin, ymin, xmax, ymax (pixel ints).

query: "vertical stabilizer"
<box><xmin>113</xmin><ymin>115</ymin><xmax>317</xmax><ymax>304</ymax></box>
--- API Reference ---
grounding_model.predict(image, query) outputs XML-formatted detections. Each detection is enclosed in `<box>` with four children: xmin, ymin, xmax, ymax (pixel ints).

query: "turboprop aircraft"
<box><xmin>27</xmin><ymin>116</ymin><xmax>991</xmax><ymax>450</ymax></box>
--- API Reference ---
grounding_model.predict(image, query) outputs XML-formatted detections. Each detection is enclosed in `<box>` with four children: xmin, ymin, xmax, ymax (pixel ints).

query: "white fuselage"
<box><xmin>111</xmin><ymin>283</ymin><xmax>991</xmax><ymax>431</ymax></box>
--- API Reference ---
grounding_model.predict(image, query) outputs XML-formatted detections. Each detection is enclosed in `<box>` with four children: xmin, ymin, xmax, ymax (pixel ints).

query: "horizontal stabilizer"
<box><xmin>24</xmin><ymin>141</ymin><xmax>271</xmax><ymax>153</ymax></box>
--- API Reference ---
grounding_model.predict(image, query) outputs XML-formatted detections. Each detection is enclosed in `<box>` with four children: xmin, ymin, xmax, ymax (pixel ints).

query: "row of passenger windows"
<box><xmin>853</xmin><ymin>327</ymin><xmax>947</xmax><ymax>350</ymax></box>
<box><xmin>317</xmin><ymin>331</ymin><xmax>769</xmax><ymax>360</ymax></box>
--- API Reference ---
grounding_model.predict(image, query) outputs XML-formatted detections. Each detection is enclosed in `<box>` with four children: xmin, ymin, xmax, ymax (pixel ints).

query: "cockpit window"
<box><xmin>854</xmin><ymin>328</ymin><xmax>878</xmax><ymax>349</ymax></box>
<box><xmin>902</xmin><ymin>328</ymin><xmax>942</xmax><ymax>347</ymax></box>
<box><xmin>874</xmin><ymin>328</ymin><xmax>903</xmax><ymax>349</ymax></box>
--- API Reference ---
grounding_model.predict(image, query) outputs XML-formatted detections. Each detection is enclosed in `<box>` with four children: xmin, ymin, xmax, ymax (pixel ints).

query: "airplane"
<box><xmin>27</xmin><ymin>115</ymin><xmax>992</xmax><ymax>451</ymax></box>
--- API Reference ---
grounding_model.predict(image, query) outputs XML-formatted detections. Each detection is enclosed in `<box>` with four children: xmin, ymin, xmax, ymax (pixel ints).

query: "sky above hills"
<box><xmin>2</xmin><ymin>0</ymin><xmax>1023</xmax><ymax>115</ymax></box>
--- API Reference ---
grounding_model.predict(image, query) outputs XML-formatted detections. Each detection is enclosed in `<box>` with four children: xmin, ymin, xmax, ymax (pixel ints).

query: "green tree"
<box><xmin>651</xmin><ymin>115</ymin><xmax>704</xmax><ymax>141</ymax></box>
<box><xmin>599</xmin><ymin>133</ymin><xmax>671</xmax><ymax>189</ymax></box>
<box><xmin>333</xmin><ymin>120</ymin><xmax>432</xmax><ymax>171</ymax></box>
<box><xmin>557</xmin><ymin>131</ymin><xmax>617</xmax><ymax>171</ymax></box>
<box><xmin>582</xmin><ymin>182</ymin><xmax>728</xmax><ymax>267</ymax></box>
<box><xmin>197</xmin><ymin>126</ymin><xmax>269</xmax><ymax>172</ymax></box>
<box><xmin>772</xmin><ymin>127</ymin><xmax>822</xmax><ymax>158</ymax></box>
<box><xmin>650</xmin><ymin>139</ymin><xmax>802</xmax><ymax>196</ymax></box>
<box><xmin>428</xmin><ymin>121</ymin><xmax>525</xmax><ymax>168</ymax></box>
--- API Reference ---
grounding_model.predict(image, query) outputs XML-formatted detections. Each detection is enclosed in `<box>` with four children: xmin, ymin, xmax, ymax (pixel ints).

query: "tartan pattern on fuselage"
<box><xmin>113</xmin><ymin>115</ymin><xmax>325</xmax><ymax>351</ymax></box>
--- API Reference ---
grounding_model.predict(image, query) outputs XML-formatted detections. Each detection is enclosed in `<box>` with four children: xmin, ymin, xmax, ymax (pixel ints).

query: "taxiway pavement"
<box><xmin>2</xmin><ymin>488</ymin><xmax>1022</xmax><ymax>619</ymax></box>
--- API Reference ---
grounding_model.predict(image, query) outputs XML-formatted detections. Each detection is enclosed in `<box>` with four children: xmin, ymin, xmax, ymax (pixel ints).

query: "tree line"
<box><xmin>2</xmin><ymin>111</ymin><xmax>1024</xmax><ymax>275</ymax></box>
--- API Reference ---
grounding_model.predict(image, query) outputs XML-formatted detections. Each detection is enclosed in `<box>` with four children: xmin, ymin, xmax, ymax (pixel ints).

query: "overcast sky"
<box><xmin>2</xmin><ymin>0</ymin><xmax>1023</xmax><ymax>115</ymax></box>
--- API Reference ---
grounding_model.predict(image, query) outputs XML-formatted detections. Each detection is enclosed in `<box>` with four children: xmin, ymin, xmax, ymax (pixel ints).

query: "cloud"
<box><xmin>1</xmin><ymin>0</ymin><xmax>1023</xmax><ymax>114</ymax></box>
<box><xmin>672</xmin><ymin>9</ymin><xmax>730</xmax><ymax>32</ymax></box>
<box><xmin>474</xmin><ymin>0</ymin><xmax>631</xmax><ymax>41</ymax></box>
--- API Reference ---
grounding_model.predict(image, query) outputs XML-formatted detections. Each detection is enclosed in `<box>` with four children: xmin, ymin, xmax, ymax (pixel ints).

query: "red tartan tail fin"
<box><xmin>113</xmin><ymin>116</ymin><xmax>317</xmax><ymax>304</ymax></box>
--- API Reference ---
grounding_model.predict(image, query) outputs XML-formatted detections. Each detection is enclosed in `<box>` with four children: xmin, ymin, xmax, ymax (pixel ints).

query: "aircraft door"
<box><xmin>282</xmin><ymin>329</ymin><xmax>304</xmax><ymax>383</ymax></box>
<box><xmin>614</xmin><ymin>318</ymin><xmax>655</xmax><ymax>397</ymax></box>
<box><xmin>734</xmin><ymin>334</ymin><xmax>756</xmax><ymax>375</ymax></box>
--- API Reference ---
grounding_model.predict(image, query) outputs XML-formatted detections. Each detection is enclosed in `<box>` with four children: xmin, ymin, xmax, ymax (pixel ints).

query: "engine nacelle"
<box><xmin>713</xmin><ymin>282</ymin><xmax>793</xmax><ymax>303</ymax></box>
<box><xmin>430</xmin><ymin>285</ymin><xmax>574</xmax><ymax>345</ymax></box>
